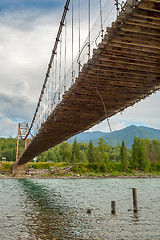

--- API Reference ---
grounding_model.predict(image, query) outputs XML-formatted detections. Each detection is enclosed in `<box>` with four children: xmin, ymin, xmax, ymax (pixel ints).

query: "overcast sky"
<box><xmin>0</xmin><ymin>0</ymin><xmax>160</xmax><ymax>138</ymax></box>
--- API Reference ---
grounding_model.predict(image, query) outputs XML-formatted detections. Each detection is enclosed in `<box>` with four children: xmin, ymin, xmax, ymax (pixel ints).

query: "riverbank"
<box><xmin>1</xmin><ymin>172</ymin><xmax>160</xmax><ymax>179</ymax></box>
<box><xmin>1</xmin><ymin>161</ymin><xmax>160</xmax><ymax>179</ymax></box>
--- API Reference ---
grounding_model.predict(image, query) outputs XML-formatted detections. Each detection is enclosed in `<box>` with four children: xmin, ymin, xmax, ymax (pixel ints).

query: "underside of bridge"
<box><xmin>17</xmin><ymin>0</ymin><xmax>160</xmax><ymax>165</ymax></box>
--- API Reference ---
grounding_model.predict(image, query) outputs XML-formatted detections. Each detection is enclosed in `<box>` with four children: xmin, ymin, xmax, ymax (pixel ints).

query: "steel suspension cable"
<box><xmin>96</xmin><ymin>64</ymin><xmax>112</xmax><ymax>132</ymax></box>
<box><xmin>64</xmin><ymin>19</ymin><xmax>67</xmax><ymax>92</ymax></box>
<box><xmin>99</xmin><ymin>0</ymin><xmax>104</xmax><ymax>38</ymax></box>
<box><xmin>71</xmin><ymin>0</ymin><xmax>74</xmax><ymax>84</ymax></box>
<box><xmin>55</xmin><ymin>51</ymin><xmax>57</xmax><ymax>103</ymax></box>
<box><xmin>25</xmin><ymin>0</ymin><xmax>71</xmax><ymax>139</ymax></box>
<box><xmin>44</xmin><ymin>87</ymin><xmax>47</xmax><ymax>120</ymax></box>
<box><xmin>59</xmin><ymin>34</ymin><xmax>62</xmax><ymax>101</ymax></box>
<box><xmin>78</xmin><ymin>0</ymin><xmax>81</xmax><ymax>72</ymax></box>
<box><xmin>88</xmin><ymin>0</ymin><xmax>91</xmax><ymax>59</ymax></box>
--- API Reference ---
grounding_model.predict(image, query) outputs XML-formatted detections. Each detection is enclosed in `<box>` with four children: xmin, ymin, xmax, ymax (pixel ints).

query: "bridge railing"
<box><xmin>29</xmin><ymin>0</ymin><xmax>135</xmax><ymax>138</ymax></box>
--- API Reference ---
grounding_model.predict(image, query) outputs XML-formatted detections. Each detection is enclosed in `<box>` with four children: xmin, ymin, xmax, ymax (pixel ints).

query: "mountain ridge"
<box><xmin>67</xmin><ymin>125</ymin><xmax>160</xmax><ymax>148</ymax></box>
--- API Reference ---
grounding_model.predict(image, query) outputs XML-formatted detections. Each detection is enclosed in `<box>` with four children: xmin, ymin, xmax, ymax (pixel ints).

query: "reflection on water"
<box><xmin>132</xmin><ymin>212</ymin><xmax>139</xmax><ymax>224</ymax></box>
<box><xmin>0</xmin><ymin>178</ymin><xmax>160</xmax><ymax>239</ymax></box>
<box><xmin>17</xmin><ymin>179</ymin><xmax>81</xmax><ymax>240</ymax></box>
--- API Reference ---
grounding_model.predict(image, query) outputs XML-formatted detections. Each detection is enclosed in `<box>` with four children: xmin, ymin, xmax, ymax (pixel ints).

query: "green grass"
<box><xmin>0</xmin><ymin>161</ymin><xmax>160</xmax><ymax>177</ymax></box>
<box><xmin>0</xmin><ymin>161</ymin><xmax>14</xmax><ymax>172</ymax></box>
<box><xmin>28</xmin><ymin>162</ymin><xmax>69</xmax><ymax>169</ymax></box>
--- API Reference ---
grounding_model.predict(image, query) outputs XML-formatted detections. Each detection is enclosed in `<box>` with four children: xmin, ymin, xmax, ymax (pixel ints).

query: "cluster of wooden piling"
<box><xmin>18</xmin><ymin>0</ymin><xmax>160</xmax><ymax>165</ymax></box>
<box><xmin>86</xmin><ymin>188</ymin><xmax>138</xmax><ymax>215</ymax></box>
<box><xmin>111</xmin><ymin>188</ymin><xmax>138</xmax><ymax>214</ymax></box>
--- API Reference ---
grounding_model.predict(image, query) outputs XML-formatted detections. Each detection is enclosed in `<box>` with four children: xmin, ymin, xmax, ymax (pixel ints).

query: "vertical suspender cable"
<box><xmin>55</xmin><ymin>52</ymin><xmax>57</xmax><ymax>106</ymax></box>
<box><xmin>88</xmin><ymin>0</ymin><xmax>91</xmax><ymax>59</ymax></box>
<box><xmin>99</xmin><ymin>0</ymin><xmax>103</xmax><ymax>38</ymax></box>
<box><xmin>78</xmin><ymin>0</ymin><xmax>81</xmax><ymax>72</ymax></box>
<box><xmin>47</xmin><ymin>80</ymin><xmax>49</xmax><ymax>116</ymax></box>
<box><xmin>45</xmin><ymin>85</ymin><xmax>47</xmax><ymax>119</ymax></box>
<box><xmin>72</xmin><ymin>0</ymin><xmax>74</xmax><ymax>84</ymax></box>
<box><xmin>55</xmin><ymin>51</ymin><xmax>57</xmax><ymax>95</ymax></box>
<box><xmin>64</xmin><ymin>19</ymin><xmax>67</xmax><ymax>92</ymax></box>
<box><xmin>52</xmin><ymin>58</ymin><xmax>54</xmax><ymax>95</ymax></box>
<box><xmin>25</xmin><ymin>0</ymin><xmax>70</xmax><ymax>139</ymax></box>
<box><xmin>51</xmin><ymin>59</ymin><xmax>54</xmax><ymax>111</ymax></box>
<box><xmin>59</xmin><ymin>34</ymin><xmax>62</xmax><ymax>101</ymax></box>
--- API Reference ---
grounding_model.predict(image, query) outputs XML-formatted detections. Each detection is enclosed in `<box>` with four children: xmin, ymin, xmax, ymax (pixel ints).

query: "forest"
<box><xmin>0</xmin><ymin>137</ymin><xmax>160</xmax><ymax>172</ymax></box>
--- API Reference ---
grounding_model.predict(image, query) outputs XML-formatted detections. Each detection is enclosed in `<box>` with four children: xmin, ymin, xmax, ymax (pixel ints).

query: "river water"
<box><xmin>0</xmin><ymin>178</ymin><xmax>160</xmax><ymax>240</ymax></box>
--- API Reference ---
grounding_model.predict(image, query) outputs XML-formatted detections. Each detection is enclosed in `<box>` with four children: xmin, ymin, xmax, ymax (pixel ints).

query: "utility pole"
<box><xmin>16</xmin><ymin>123</ymin><xmax>20</xmax><ymax>161</ymax></box>
<box><xmin>16</xmin><ymin>122</ymin><xmax>28</xmax><ymax>161</ymax></box>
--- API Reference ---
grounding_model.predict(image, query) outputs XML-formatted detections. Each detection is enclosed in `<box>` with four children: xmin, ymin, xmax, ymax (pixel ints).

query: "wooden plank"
<box><xmin>18</xmin><ymin>0</ymin><xmax>160</xmax><ymax>165</ymax></box>
<box><xmin>145</xmin><ymin>0</ymin><xmax>160</xmax><ymax>3</ymax></box>
<box><xmin>121</xmin><ymin>23</ymin><xmax>160</xmax><ymax>36</ymax></box>
<box><xmin>111</xmin><ymin>37</ymin><xmax>160</xmax><ymax>50</ymax></box>
<box><xmin>83</xmin><ymin>73</ymin><xmax>159</xmax><ymax>82</ymax></box>
<box><xmin>103</xmin><ymin>45</ymin><xmax>160</xmax><ymax>59</ymax></box>
<box><xmin>86</xmin><ymin>68</ymin><xmax>159</xmax><ymax>79</ymax></box>
<box><xmin>98</xmin><ymin>55</ymin><xmax>160</xmax><ymax>68</ymax></box>
<box><xmin>125</xmin><ymin>16</ymin><xmax>160</xmax><ymax>27</ymax></box>
<box><xmin>109</xmin><ymin>41</ymin><xmax>160</xmax><ymax>54</ymax></box>
<box><xmin>115</xmin><ymin>32</ymin><xmax>160</xmax><ymax>42</ymax></box>
<box><xmin>126</xmin><ymin>19</ymin><xmax>160</xmax><ymax>29</ymax></box>
<box><xmin>133</xmin><ymin>8</ymin><xmax>160</xmax><ymax>20</ymax></box>
<box><xmin>138</xmin><ymin>1</ymin><xmax>160</xmax><ymax>12</ymax></box>
<box><xmin>89</xmin><ymin>64</ymin><xmax>159</xmax><ymax>76</ymax></box>
<box><xmin>117</xmin><ymin>31</ymin><xmax>160</xmax><ymax>41</ymax></box>
<box><xmin>100</xmin><ymin>51</ymin><xmax>160</xmax><ymax>64</ymax></box>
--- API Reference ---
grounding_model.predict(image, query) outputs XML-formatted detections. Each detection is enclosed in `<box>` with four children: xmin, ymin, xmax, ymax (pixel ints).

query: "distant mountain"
<box><xmin>67</xmin><ymin>125</ymin><xmax>160</xmax><ymax>148</ymax></box>
<box><xmin>68</xmin><ymin>131</ymin><xmax>104</xmax><ymax>144</ymax></box>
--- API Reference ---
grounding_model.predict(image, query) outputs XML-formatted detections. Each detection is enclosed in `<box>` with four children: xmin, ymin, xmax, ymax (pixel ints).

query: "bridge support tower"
<box><xmin>12</xmin><ymin>163</ymin><xmax>28</xmax><ymax>177</ymax></box>
<box><xmin>13</xmin><ymin>122</ymin><xmax>29</xmax><ymax>176</ymax></box>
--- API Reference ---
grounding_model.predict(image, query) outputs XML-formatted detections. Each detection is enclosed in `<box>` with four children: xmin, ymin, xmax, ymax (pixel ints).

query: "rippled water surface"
<box><xmin>0</xmin><ymin>178</ymin><xmax>160</xmax><ymax>239</ymax></box>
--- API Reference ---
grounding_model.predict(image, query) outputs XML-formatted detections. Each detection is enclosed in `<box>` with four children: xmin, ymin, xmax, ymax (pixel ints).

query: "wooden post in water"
<box><xmin>111</xmin><ymin>201</ymin><xmax>116</xmax><ymax>214</ymax></box>
<box><xmin>132</xmin><ymin>188</ymin><xmax>138</xmax><ymax>212</ymax></box>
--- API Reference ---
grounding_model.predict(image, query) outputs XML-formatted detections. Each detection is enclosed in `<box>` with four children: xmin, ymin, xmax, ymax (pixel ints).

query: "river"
<box><xmin>0</xmin><ymin>178</ymin><xmax>160</xmax><ymax>239</ymax></box>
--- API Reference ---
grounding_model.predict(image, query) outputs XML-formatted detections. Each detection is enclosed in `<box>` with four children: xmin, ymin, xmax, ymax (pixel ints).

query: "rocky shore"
<box><xmin>0</xmin><ymin>173</ymin><xmax>160</xmax><ymax>179</ymax></box>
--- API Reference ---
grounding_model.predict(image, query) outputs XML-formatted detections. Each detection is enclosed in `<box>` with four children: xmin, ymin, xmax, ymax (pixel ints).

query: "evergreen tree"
<box><xmin>47</xmin><ymin>150</ymin><xmax>57</xmax><ymax>162</ymax></box>
<box><xmin>59</xmin><ymin>142</ymin><xmax>72</xmax><ymax>162</ymax></box>
<box><xmin>2</xmin><ymin>148</ymin><xmax>15</xmax><ymax>162</ymax></box>
<box><xmin>151</xmin><ymin>140</ymin><xmax>160</xmax><ymax>163</ymax></box>
<box><xmin>144</xmin><ymin>138</ymin><xmax>151</xmax><ymax>165</ymax></box>
<box><xmin>145</xmin><ymin>158</ymin><xmax>150</xmax><ymax>172</ymax></box>
<box><xmin>131</xmin><ymin>137</ymin><xmax>139</xmax><ymax>169</ymax></box>
<box><xmin>79</xmin><ymin>150</ymin><xmax>87</xmax><ymax>163</ymax></box>
<box><xmin>131</xmin><ymin>137</ymin><xmax>146</xmax><ymax>170</ymax></box>
<box><xmin>96</xmin><ymin>138</ymin><xmax>109</xmax><ymax>164</ymax></box>
<box><xmin>87</xmin><ymin>140</ymin><xmax>95</xmax><ymax>164</ymax></box>
<box><xmin>71</xmin><ymin>138</ymin><xmax>80</xmax><ymax>163</ymax></box>
<box><xmin>137</xmin><ymin>139</ymin><xmax>146</xmax><ymax>170</ymax></box>
<box><xmin>120</xmin><ymin>140</ymin><xmax>129</xmax><ymax>171</ymax></box>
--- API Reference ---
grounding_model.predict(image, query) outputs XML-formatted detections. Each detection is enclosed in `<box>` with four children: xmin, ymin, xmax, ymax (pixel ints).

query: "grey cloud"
<box><xmin>111</xmin><ymin>91</ymin><xmax>160</xmax><ymax>130</ymax></box>
<box><xmin>14</xmin><ymin>80</ymin><xmax>29</xmax><ymax>94</ymax></box>
<box><xmin>0</xmin><ymin>0</ymin><xmax>159</xmax><ymax>138</ymax></box>
<box><xmin>0</xmin><ymin>91</ymin><xmax>35</xmax><ymax>121</ymax></box>
<box><xmin>89</xmin><ymin>91</ymin><xmax>160</xmax><ymax>132</ymax></box>
<box><xmin>0</xmin><ymin>118</ymin><xmax>17</xmax><ymax>137</ymax></box>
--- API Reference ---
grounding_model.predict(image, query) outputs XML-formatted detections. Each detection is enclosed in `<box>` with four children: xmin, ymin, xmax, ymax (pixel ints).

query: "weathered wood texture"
<box><xmin>18</xmin><ymin>0</ymin><xmax>160</xmax><ymax>164</ymax></box>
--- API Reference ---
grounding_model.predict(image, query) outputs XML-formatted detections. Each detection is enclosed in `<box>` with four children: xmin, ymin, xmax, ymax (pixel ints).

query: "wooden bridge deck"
<box><xmin>18</xmin><ymin>0</ymin><xmax>160</xmax><ymax>164</ymax></box>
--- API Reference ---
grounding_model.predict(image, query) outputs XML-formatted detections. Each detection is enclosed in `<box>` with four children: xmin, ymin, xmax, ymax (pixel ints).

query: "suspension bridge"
<box><xmin>13</xmin><ymin>0</ymin><xmax>160</xmax><ymax>174</ymax></box>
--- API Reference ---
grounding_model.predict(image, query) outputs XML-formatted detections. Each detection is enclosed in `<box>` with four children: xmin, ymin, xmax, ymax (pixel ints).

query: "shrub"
<box><xmin>150</xmin><ymin>163</ymin><xmax>160</xmax><ymax>172</ymax></box>
<box><xmin>0</xmin><ymin>162</ymin><xmax>13</xmax><ymax>172</ymax></box>
<box><xmin>98</xmin><ymin>163</ymin><xmax>107</xmax><ymax>173</ymax></box>
<box><xmin>28</xmin><ymin>162</ymin><xmax>50</xmax><ymax>169</ymax></box>
<box><xmin>71</xmin><ymin>164</ymin><xmax>88</xmax><ymax>174</ymax></box>
<box><xmin>28</xmin><ymin>162</ymin><xmax>69</xmax><ymax>169</ymax></box>
<box><xmin>88</xmin><ymin>163</ymin><xmax>99</xmax><ymax>173</ymax></box>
